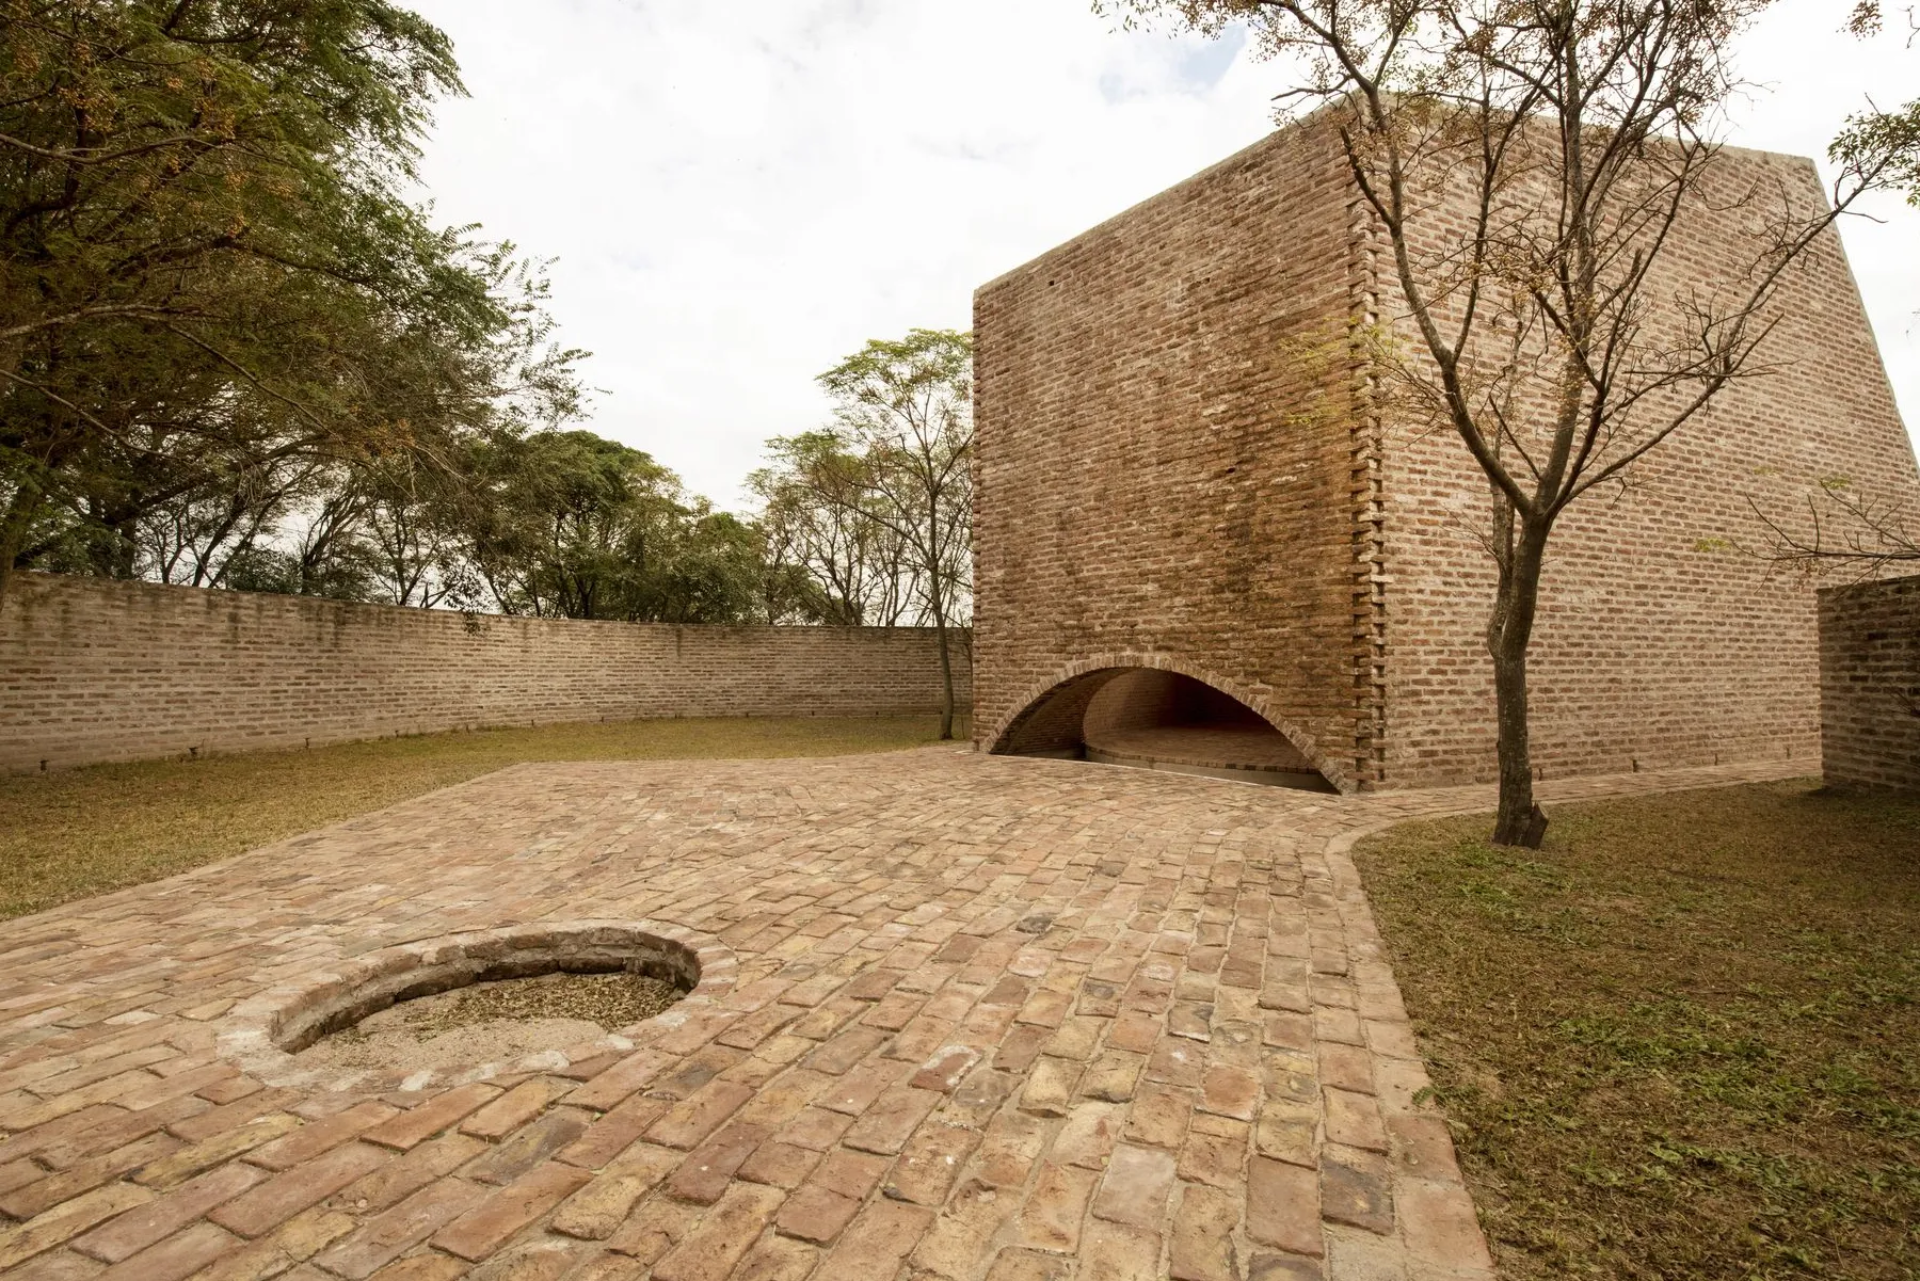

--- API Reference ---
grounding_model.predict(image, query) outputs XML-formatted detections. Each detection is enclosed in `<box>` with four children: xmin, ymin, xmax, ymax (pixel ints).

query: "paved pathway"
<box><xmin>0</xmin><ymin>749</ymin><xmax>1795</xmax><ymax>1281</ymax></box>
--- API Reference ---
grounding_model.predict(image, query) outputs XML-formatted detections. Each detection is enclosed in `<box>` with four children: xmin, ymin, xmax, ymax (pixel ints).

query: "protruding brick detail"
<box><xmin>1347</xmin><ymin>193</ymin><xmax>1390</xmax><ymax>790</ymax></box>
<box><xmin>973</xmin><ymin>119</ymin><xmax>1920</xmax><ymax>790</ymax></box>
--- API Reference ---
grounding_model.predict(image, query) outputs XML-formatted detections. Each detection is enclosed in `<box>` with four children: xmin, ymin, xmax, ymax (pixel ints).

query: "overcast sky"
<box><xmin>404</xmin><ymin>0</ymin><xmax>1920</xmax><ymax>510</ymax></box>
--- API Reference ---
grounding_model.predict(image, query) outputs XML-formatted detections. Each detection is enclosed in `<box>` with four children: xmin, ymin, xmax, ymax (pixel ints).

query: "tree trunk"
<box><xmin>1489</xmin><ymin>521</ymin><xmax>1551</xmax><ymax>848</ymax></box>
<box><xmin>0</xmin><ymin>478</ymin><xmax>42</xmax><ymax>615</ymax></box>
<box><xmin>926</xmin><ymin>505</ymin><xmax>956</xmax><ymax>741</ymax></box>
<box><xmin>1489</xmin><ymin>638</ymin><xmax>1546</xmax><ymax>846</ymax></box>
<box><xmin>930</xmin><ymin>589</ymin><xmax>955</xmax><ymax>741</ymax></box>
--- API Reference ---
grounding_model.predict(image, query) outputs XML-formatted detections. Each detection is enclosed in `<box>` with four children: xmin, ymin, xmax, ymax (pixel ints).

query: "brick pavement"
<box><xmin>0</xmin><ymin>748</ymin><xmax>1796</xmax><ymax>1279</ymax></box>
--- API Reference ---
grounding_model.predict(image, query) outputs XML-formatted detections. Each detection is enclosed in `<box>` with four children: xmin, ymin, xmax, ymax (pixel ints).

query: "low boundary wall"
<box><xmin>1818</xmin><ymin>573</ymin><xmax>1920</xmax><ymax>793</ymax></box>
<box><xmin>0</xmin><ymin>573</ymin><xmax>971</xmax><ymax>772</ymax></box>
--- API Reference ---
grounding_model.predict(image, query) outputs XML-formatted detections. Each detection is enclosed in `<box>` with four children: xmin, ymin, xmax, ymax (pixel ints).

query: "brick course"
<box><xmin>0</xmin><ymin>572</ymin><xmax>970</xmax><ymax>773</ymax></box>
<box><xmin>973</xmin><ymin>119</ymin><xmax>1920</xmax><ymax>789</ymax></box>
<box><xmin>1819</xmin><ymin>572</ymin><xmax>1920</xmax><ymax>792</ymax></box>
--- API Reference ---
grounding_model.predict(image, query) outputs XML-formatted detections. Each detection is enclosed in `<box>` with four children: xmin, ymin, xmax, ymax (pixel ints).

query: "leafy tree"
<box><xmin>222</xmin><ymin>535</ymin><xmax>374</xmax><ymax>600</ymax></box>
<box><xmin>1107</xmin><ymin>0</ymin><xmax>1883</xmax><ymax>844</ymax></box>
<box><xmin>749</xmin><ymin>332</ymin><xmax>975</xmax><ymax>733</ymax></box>
<box><xmin>815</xmin><ymin>329</ymin><xmax>973</xmax><ymax>740</ymax></box>
<box><xmin>644</xmin><ymin>508</ymin><xmax>765</xmax><ymax>625</ymax></box>
<box><xmin>134</xmin><ymin>455</ymin><xmax>311</xmax><ymax>588</ymax></box>
<box><xmin>287</xmin><ymin>472</ymin><xmax>378</xmax><ymax>597</ymax></box>
<box><xmin>1834</xmin><ymin>1</ymin><xmax>1920</xmax><ymax>201</ymax></box>
<box><xmin>0</xmin><ymin>0</ymin><xmax>583</xmax><ymax>605</ymax></box>
<box><xmin>1</xmin><ymin>3</ymin><xmax>823</xmax><ymax>630</ymax></box>
<box><xmin>749</xmin><ymin>430</ymin><xmax>917</xmax><ymax>626</ymax></box>
<box><xmin>750</xmin><ymin>490</ymin><xmax>839</xmax><ymax>625</ymax></box>
<box><xmin>1741</xmin><ymin>1</ymin><xmax>1920</xmax><ymax>574</ymax></box>
<box><xmin>357</xmin><ymin>449</ymin><xmax>471</xmax><ymax>608</ymax></box>
<box><xmin>462</xmin><ymin>429</ymin><xmax>759</xmax><ymax>624</ymax></box>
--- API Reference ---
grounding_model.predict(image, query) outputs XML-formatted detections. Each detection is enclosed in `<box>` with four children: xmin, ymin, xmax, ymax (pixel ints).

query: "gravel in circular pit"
<box><xmin>296</xmin><ymin>970</ymin><xmax>687</xmax><ymax>1072</ymax></box>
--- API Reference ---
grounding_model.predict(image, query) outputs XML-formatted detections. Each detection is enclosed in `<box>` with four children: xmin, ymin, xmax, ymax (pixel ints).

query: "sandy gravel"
<box><xmin>296</xmin><ymin>970</ymin><xmax>686</xmax><ymax>1072</ymax></box>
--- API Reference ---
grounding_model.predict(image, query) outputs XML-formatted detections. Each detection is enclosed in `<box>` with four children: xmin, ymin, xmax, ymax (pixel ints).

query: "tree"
<box><xmin>1833</xmin><ymin>2</ymin><xmax>1920</xmax><ymax>202</ymax></box>
<box><xmin>133</xmin><ymin>455</ymin><xmax>312</xmax><ymax>589</ymax></box>
<box><xmin>750</xmin><ymin>333</ymin><xmax>974</xmax><ymax>733</ymax></box>
<box><xmin>1107</xmin><ymin>0</ymin><xmax>1885</xmax><ymax>845</ymax></box>
<box><xmin>1736</xmin><ymin>1</ymin><xmax>1920</xmax><ymax>575</ymax></box>
<box><xmin>358</xmin><ymin>450</ymin><xmax>469</xmax><ymax>608</ymax></box>
<box><xmin>749</xmin><ymin>487</ymin><xmax>838</xmax><ymax>624</ymax></box>
<box><xmin>644</xmin><ymin>508</ymin><xmax>765</xmax><ymax>625</ymax></box>
<box><xmin>1748</xmin><ymin>476</ymin><xmax>1920</xmax><ymax>576</ymax></box>
<box><xmin>461</xmin><ymin>429</ymin><xmax>760</xmax><ymax>624</ymax></box>
<box><xmin>286</xmin><ymin>472</ymin><xmax>379</xmax><ymax>598</ymax></box>
<box><xmin>812</xmin><ymin>329</ymin><xmax>974</xmax><ymax>740</ymax></box>
<box><xmin>749</xmin><ymin>430</ymin><xmax>917</xmax><ymax>626</ymax></box>
<box><xmin>0</xmin><ymin>1</ymin><xmax>585</xmax><ymax>607</ymax></box>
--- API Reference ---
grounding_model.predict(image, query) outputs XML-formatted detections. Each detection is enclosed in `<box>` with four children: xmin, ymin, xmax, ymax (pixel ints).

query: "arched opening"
<box><xmin>992</xmin><ymin>667</ymin><xmax>1336</xmax><ymax>791</ymax></box>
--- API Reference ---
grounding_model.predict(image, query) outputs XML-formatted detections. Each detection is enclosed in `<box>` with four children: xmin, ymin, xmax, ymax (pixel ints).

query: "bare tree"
<box><xmin>136</xmin><ymin>459</ymin><xmax>309</xmax><ymax>588</ymax></box>
<box><xmin>1110</xmin><ymin>0</ymin><xmax>1888</xmax><ymax>844</ymax></box>
<box><xmin>814</xmin><ymin>330</ymin><xmax>975</xmax><ymax>741</ymax></box>
<box><xmin>1748</xmin><ymin>477</ymin><xmax>1920</xmax><ymax>577</ymax></box>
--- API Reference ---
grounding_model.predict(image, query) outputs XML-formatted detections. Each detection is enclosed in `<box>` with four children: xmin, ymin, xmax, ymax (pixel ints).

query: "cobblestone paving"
<box><xmin>0</xmin><ymin>748</ymin><xmax>1795</xmax><ymax>1281</ymax></box>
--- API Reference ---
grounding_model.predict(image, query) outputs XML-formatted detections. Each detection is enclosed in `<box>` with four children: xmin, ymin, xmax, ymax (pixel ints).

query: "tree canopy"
<box><xmin>2</xmin><ymin>8</ymin><xmax>972</xmax><ymax>652</ymax></box>
<box><xmin>0</xmin><ymin>0</ymin><xmax>580</xmax><ymax>599</ymax></box>
<box><xmin>463</xmin><ymin>430</ymin><xmax>763</xmax><ymax>624</ymax></box>
<box><xmin>751</xmin><ymin>329</ymin><xmax>974</xmax><ymax>735</ymax></box>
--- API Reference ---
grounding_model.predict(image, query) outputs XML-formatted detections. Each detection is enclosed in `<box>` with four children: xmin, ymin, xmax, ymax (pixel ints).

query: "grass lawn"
<box><xmin>0</xmin><ymin>715</ymin><xmax>960</xmax><ymax>921</ymax></box>
<box><xmin>1353</xmin><ymin>780</ymin><xmax>1919</xmax><ymax>1281</ymax></box>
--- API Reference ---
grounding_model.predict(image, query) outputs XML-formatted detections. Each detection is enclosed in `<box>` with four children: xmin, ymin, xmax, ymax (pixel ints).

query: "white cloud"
<box><xmin>405</xmin><ymin>0</ymin><xmax>1920</xmax><ymax>509</ymax></box>
<box><xmin>1726</xmin><ymin>0</ymin><xmax>1920</xmax><ymax>443</ymax></box>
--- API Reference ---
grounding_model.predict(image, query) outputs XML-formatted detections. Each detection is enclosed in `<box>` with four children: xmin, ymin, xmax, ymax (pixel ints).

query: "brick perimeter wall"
<box><xmin>1819</xmin><ymin>574</ymin><xmax>1920</xmax><ymax>793</ymax></box>
<box><xmin>0</xmin><ymin>573</ymin><xmax>972</xmax><ymax>773</ymax></box>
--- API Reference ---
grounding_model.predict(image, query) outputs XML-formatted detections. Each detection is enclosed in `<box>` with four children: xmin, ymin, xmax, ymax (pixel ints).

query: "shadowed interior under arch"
<box><xmin>992</xmin><ymin>668</ymin><xmax>1335</xmax><ymax>791</ymax></box>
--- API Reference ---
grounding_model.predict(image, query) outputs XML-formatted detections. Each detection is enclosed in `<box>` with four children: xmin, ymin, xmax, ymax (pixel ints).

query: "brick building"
<box><xmin>971</xmin><ymin>119</ymin><xmax>1920</xmax><ymax>792</ymax></box>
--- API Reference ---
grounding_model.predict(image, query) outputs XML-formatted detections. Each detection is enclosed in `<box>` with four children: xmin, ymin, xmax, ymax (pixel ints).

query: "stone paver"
<box><xmin>0</xmin><ymin>747</ymin><xmax>1792</xmax><ymax>1279</ymax></box>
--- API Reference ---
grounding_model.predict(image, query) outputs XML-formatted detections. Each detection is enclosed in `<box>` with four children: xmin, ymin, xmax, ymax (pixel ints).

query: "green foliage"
<box><xmin>1</xmin><ymin>8</ymin><xmax>962</xmax><ymax>634</ymax></box>
<box><xmin>817</xmin><ymin>328</ymin><xmax>974</xmax><ymax>422</ymax></box>
<box><xmin>463</xmin><ymin>430</ymin><xmax>761</xmax><ymax>623</ymax></box>
<box><xmin>1834</xmin><ymin>99</ymin><xmax>1920</xmax><ymax>203</ymax></box>
<box><xmin>0</xmin><ymin>0</ymin><xmax>585</xmax><ymax>594</ymax></box>
<box><xmin>750</xmin><ymin>328</ymin><xmax>974</xmax><ymax>732</ymax></box>
<box><xmin>1835</xmin><ymin>1</ymin><xmax>1920</xmax><ymax>207</ymax></box>
<box><xmin>750</xmin><ymin>332</ymin><xmax>977</xmax><ymax>630</ymax></box>
<box><xmin>750</xmin><ymin>429</ymin><xmax>913</xmax><ymax>625</ymax></box>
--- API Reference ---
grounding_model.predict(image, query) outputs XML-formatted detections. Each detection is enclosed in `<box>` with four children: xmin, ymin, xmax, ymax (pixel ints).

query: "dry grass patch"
<box><xmin>1353</xmin><ymin>780</ymin><xmax>1918</xmax><ymax>1281</ymax></box>
<box><xmin>0</xmin><ymin>714</ymin><xmax>959</xmax><ymax>920</ymax></box>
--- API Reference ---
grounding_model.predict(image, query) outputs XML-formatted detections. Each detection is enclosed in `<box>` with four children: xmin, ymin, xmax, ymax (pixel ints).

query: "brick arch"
<box><xmin>982</xmin><ymin>652</ymin><xmax>1354</xmax><ymax>794</ymax></box>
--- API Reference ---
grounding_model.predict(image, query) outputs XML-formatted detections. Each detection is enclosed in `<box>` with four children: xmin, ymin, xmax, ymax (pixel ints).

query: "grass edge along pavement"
<box><xmin>0</xmin><ymin>714</ymin><xmax>963</xmax><ymax>921</ymax></box>
<box><xmin>1351</xmin><ymin>778</ymin><xmax>1920</xmax><ymax>1281</ymax></box>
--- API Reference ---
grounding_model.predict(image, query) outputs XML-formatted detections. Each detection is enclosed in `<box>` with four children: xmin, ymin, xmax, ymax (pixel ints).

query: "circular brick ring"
<box><xmin>216</xmin><ymin>919</ymin><xmax>736</xmax><ymax>1094</ymax></box>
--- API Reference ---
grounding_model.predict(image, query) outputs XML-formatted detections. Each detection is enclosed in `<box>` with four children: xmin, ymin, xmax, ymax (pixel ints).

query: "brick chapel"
<box><xmin>971</xmin><ymin>118</ymin><xmax>1920</xmax><ymax>793</ymax></box>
